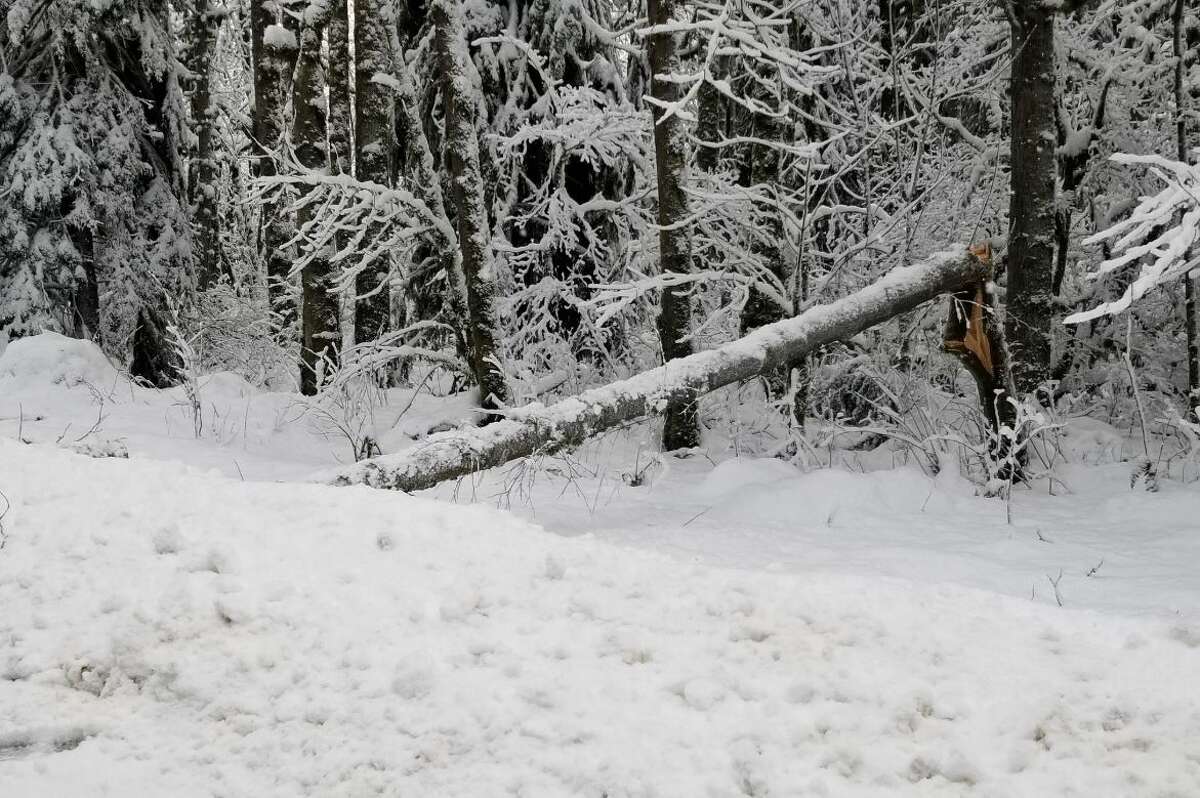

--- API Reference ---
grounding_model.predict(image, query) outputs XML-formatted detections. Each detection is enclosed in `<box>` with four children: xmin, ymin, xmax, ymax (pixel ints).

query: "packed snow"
<box><xmin>2</xmin><ymin>334</ymin><xmax>1200</xmax><ymax>796</ymax></box>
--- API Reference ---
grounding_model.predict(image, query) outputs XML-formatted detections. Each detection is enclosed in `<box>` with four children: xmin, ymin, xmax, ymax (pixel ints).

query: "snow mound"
<box><xmin>2</xmin><ymin>440</ymin><xmax>1198</xmax><ymax>796</ymax></box>
<box><xmin>698</xmin><ymin>456</ymin><xmax>799</xmax><ymax>495</ymax></box>
<box><xmin>1058</xmin><ymin>417</ymin><xmax>1131</xmax><ymax>464</ymax></box>
<box><xmin>201</xmin><ymin>371</ymin><xmax>257</xmax><ymax>400</ymax></box>
<box><xmin>0</xmin><ymin>332</ymin><xmax>119</xmax><ymax>388</ymax></box>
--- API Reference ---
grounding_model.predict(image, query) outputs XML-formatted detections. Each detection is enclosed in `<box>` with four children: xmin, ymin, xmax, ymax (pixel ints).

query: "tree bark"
<box><xmin>647</xmin><ymin>0</ymin><xmax>700</xmax><ymax>450</ymax></box>
<box><xmin>431</xmin><ymin>0</ymin><xmax>509</xmax><ymax>415</ymax></box>
<box><xmin>333</xmin><ymin>247</ymin><xmax>990</xmax><ymax>492</ymax></box>
<box><xmin>1005</xmin><ymin>3</ymin><xmax>1056</xmax><ymax>396</ymax></box>
<box><xmin>1174</xmin><ymin>0</ymin><xmax>1199</xmax><ymax>413</ymax></box>
<box><xmin>293</xmin><ymin>7</ymin><xmax>341</xmax><ymax>395</ymax></box>
<box><xmin>68</xmin><ymin>224</ymin><xmax>99</xmax><ymax>340</ymax></box>
<box><xmin>130</xmin><ymin>307</ymin><xmax>177</xmax><ymax>389</ymax></box>
<box><xmin>694</xmin><ymin>57</ymin><xmax>725</xmax><ymax>175</ymax></box>
<box><xmin>251</xmin><ymin>0</ymin><xmax>300</xmax><ymax>330</ymax></box>
<box><xmin>182</xmin><ymin>0</ymin><xmax>225</xmax><ymax>290</ymax></box>
<box><xmin>328</xmin><ymin>0</ymin><xmax>353</xmax><ymax>176</ymax></box>
<box><xmin>353</xmin><ymin>0</ymin><xmax>396</xmax><ymax>344</ymax></box>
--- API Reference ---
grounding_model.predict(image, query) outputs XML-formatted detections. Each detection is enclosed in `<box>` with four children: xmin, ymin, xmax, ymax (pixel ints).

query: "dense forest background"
<box><xmin>1</xmin><ymin>0</ymin><xmax>1198</xmax><ymax>483</ymax></box>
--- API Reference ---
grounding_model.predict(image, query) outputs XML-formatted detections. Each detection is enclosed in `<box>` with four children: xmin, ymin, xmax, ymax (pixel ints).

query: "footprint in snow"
<box><xmin>152</xmin><ymin>522</ymin><xmax>184</xmax><ymax>555</ymax></box>
<box><xmin>676</xmin><ymin>677</ymin><xmax>725</xmax><ymax>710</ymax></box>
<box><xmin>0</xmin><ymin>726</ymin><xmax>97</xmax><ymax>761</ymax></box>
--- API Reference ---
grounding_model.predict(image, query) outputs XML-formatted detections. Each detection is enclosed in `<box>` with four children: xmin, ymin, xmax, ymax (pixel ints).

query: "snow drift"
<box><xmin>0</xmin><ymin>332</ymin><xmax>119</xmax><ymax>388</ymax></box>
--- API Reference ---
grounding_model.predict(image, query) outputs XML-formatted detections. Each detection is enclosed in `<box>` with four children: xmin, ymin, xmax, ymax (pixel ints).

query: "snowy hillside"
<box><xmin>3</xmin><ymin>335</ymin><xmax>1200</xmax><ymax>796</ymax></box>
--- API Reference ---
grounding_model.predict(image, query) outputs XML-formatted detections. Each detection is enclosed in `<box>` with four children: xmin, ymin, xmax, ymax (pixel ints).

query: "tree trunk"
<box><xmin>1005</xmin><ymin>3</ymin><xmax>1056</xmax><ymax>396</ymax></box>
<box><xmin>68</xmin><ymin>224</ymin><xmax>99</xmax><ymax>340</ymax></box>
<box><xmin>333</xmin><ymin>248</ymin><xmax>990</xmax><ymax>492</ymax></box>
<box><xmin>183</xmin><ymin>0</ymin><xmax>225</xmax><ymax>290</ymax></box>
<box><xmin>431</xmin><ymin>0</ymin><xmax>509</xmax><ymax>415</ymax></box>
<box><xmin>647</xmin><ymin>0</ymin><xmax>700</xmax><ymax>450</ymax></box>
<box><xmin>692</xmin><ymin>54</ymin><xmax>725</xmax><ymax>314</ymax></box>
<box><xmin>293</xmin><ymin>8</ymin><xmax>341</xmax><ymax>395</ymax></box>
<box><xmin>694</xmin><ymin>57</ymin><xmax>725</xmax><ymax>174</ymax></box>
<box><xmin>942</xmin><ymin>269</ymin><xmax>1021</xmax><ymax>478</ymax></box>
<box><xmin>251</xmin><ymin>0</ymin><xmax>300</xmax><ymax>330</ymax></box>
<box><xmin>394</xmin><ymin>63</ymin><xmax>473</xmax><ymax>360</ymax></box>
<box><xmin>328</xmin><ymin>0</ymin><xmax>353</xmax><ymax>176</ymax></box>
<box><xmin>353</xmin><ymin>0</ymin><xmax>395</xmax><ymax>344</ymax></box>
<box><xmin>130</xmin><ymin>307</ymin><xmax>177</xmax><ymax>389</ymax></box>
<box><xmin>1174</xmin><ymin>0</ymin><xmax>1200</xmax><ymax>413</ymax></box>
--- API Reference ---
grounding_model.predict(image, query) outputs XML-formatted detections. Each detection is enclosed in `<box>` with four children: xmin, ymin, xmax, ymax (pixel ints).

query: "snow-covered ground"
<box><xmin>2</xmin><ymin>333</ymin><xmax>1200</xmax><ymax>796</ymax></box>
<box><xmin>455</xmin><ymin>450</ymin><xmax>1200</xmax><ymax>621</ymax></box>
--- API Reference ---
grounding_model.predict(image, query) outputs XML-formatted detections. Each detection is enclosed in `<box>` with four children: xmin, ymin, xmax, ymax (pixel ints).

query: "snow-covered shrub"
<box><xmin>165</xmin><ymin>317</ymin><xmax>204</xmax><ymax>439</ymax></box>
<box><xmin>68</xmin><ymin>439</ymin><xmax>129</xmax><ymax>459</ymax></box>
<box><xmin>700</xmin><ymin>381</ymin><xmax>792</xmax><ymax>460</ymax></box>
<box><xmin>1158</xmin><ymin>404</ymin><xmax>1200</xmax><ymax>483</ymax></box>
<box><xmin>815</xmin><ymin>362</ymin><xmax>1067</xmax><ymax>494</ymax></box>
<box><xmin>305</xmin><ymin>375</ymin><xmax>387</xmax><ymax>463</ymax></box>
<box><xmin>181</xmin><ymin>285</ymin><xmax>296</xmax><ymax>389</ymax></box>
<box><xmin>303</xmin><ymin>322</ymin><xmax>466</xmax><ymax>462</ymax></box>
<box><xmin>837</xmin><ymin>369</ymin><xmax>984</xmax><ymax>477</ymax></box>
<box><xmin>808</xmin><ymin>354</ymin><xmax>898</xmax><ymax>430</ymax></box>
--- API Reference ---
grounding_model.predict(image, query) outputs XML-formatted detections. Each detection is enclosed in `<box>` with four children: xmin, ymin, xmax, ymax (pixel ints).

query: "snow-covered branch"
<box><xmin>1066</xmin><ymin>153</ymin><xmax>1200</xmax><ymax>324</ymax></box>
<box><xmin>331</xmin><ymin>247</ymin><xmax>989</xmax><ymax>492</ymax></box>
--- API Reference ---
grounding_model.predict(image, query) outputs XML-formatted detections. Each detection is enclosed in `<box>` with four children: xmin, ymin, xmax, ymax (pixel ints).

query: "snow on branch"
<box><xmin>637</xmin><ymin>0</ymin><xmax>839</xmax><ymax>126</ymax></box>
<box><xmin>250</xmin><ymin>168</ymin><xmax>456</xmax><ymax>297</ymax></box>
<box><xmin>322</xmin><ymin>321</ymin><xmax>467</xmax><ymax>396</ymax></box>
<box><xmin>1066</xmin><ymin>152</ymin><xmax>1200</xmax><ymax>324</ymax></box>
<box><xmin>586</xmin><ymin>270</ymin><xmax>760</xmax><ymax>329</ymax></box>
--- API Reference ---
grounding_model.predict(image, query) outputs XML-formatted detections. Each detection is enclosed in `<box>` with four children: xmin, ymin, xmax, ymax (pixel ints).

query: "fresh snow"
<box><xmin>2</xmin><ymin>334</ymin><xmax>1200</xmax><ymax>795</ymax></box>
<box><xmin>0</xmin><ymin>332</ymin><xmax>478</xmax><ymax>481</ymax></box>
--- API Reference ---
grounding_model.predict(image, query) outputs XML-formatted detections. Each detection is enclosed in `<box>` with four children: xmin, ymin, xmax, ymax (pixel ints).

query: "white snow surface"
<box><xmin>5</xmin><ymin>440</ymin><xmax>1200</xmax><ymax>797</ymax></box>
<box><xmin>3</xmin><ymin>334</ymin><xmax>1200</xmax><ymax>795</ymax></box>
<box><xmin>0</xmin><ymin>332</ymin><xmax>119</xmax><ymax>387</ymax></box>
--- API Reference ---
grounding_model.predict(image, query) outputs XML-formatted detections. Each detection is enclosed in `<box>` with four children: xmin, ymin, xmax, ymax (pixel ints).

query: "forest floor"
<box><xmin>2</xmin><ymin>333</ymin><xmax>1199</xmax><ymax>796</ymax></box>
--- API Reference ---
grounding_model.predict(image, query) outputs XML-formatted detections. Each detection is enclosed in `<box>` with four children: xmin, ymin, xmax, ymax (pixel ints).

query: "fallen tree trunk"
<box><xmin>333</xmin><ymin>247</ymin><xmax>990</xmax><ymax>492</ymax></box>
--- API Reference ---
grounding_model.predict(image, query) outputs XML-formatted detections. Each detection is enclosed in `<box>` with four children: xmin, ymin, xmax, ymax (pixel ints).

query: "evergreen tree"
<box><xmin>0</xmin><ymin>0</ymin><xmax>188</xmax><ymax>385</ymax></box>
